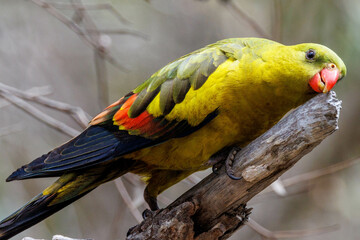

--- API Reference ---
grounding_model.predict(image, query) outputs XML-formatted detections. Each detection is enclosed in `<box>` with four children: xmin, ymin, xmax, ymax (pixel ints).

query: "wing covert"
<box><xmin>128</xmin><ymin>43</ymin><xmax>245</xmax><ymax>118</ymax></box>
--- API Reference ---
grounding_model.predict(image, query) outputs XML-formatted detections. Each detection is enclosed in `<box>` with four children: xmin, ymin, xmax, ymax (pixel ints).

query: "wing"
<box><xmin>127</xmin><ymin>40</ymin><xmax>244</xmax><ymax>117</ymax></box>
<box><xmin>7</xmin><ymin>40</ymin><xmax>245</xmax><ymax>181</ymax></box>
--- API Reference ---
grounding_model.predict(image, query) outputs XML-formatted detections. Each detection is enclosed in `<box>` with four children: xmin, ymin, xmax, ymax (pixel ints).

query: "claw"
<box><xmin>212</xmin><ymin>161</ymin><xmax>223</xmax><ymax>174</ymax></box>
<box><xmin>235</xmin><ymin>204</ymin><xmax>252</xmax><ymax>223</ymax></box>
<box><xmin>210</xmin><ymin>146</ymin><xmax>242</xmax><ymax>180</ymax></box>
<box><xmin>225</xmin><ymin>147</ymin><xmax>242</xmax><ymax>180</ymax></box>
<box><xmin>142</xmin><ymin>209</ymin><xmax>154</xmax><ymax>219</ymax></box>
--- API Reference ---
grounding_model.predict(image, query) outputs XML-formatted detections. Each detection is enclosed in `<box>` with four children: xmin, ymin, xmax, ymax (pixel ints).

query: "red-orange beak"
<box><xmin>309</xmin><ymin>63</ymin><xmax>340</xmax><ymax>93</ymax></box>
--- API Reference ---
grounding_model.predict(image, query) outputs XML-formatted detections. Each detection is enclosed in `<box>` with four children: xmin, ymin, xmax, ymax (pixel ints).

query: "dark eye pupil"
<box><xmin>306</xmin><ymin>49</ymin><xmax>316</xmax><ymax>60</ymax></box>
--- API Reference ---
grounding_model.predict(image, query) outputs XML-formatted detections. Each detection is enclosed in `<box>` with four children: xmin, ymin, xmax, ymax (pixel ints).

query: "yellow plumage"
<box><xmin>0</xmin><ymin>38</ymin><xmax>346</xmax><ymax>239</ymax></box>
<box><xmin>125</xmin><ymin>38</ymin><xmax>346</xmax><ymax>200</ymax></box>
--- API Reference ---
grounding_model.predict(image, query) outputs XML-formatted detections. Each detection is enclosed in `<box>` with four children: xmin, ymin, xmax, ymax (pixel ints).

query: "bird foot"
<box><xmin>211</xmin><ymin>146</ymin><xmax>242</xmax><ymax>180</ymax></box>
<box><xmin>225</xmin><ymin>146</ymin><xmax>241</xmax><ymax>180</ymax></box>
<box><xmin>142</xmin><ymin>209</ymin><xmax>155</xmax><ymax>219</ymax></box>
<box><xmin>143</xmin><ymin>186</ymin><xmax>159</xmax><ymax>216</ymax></box>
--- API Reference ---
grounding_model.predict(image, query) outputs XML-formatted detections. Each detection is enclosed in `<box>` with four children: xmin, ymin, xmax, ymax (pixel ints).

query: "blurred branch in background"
<box><xmin>114</xmin><ymin>179</ymin><xmax>143</xmax><ymax>223</ymax></box>
<box><xmin>0</xmin><ymin>86</ymin><xmax>52</xmax><ymax>109</ymax></box>
<box><xmin>269</xmin><ymin>178</ymin><xmax>288</xmax><ymax>197</ymax></box>
<box><xmin>30</xmin><ymin>0</ymin><xmax>147</xmax><ymax>108</ymax></box>
<box><xmin>51</xmin><ymin>2</ymin><xmax>130</xmax><ymax>24</ymax></box>
<box><xmin>247</xmin><ymin>157</ymin><xmax>360</xmax><ymax>238</ymax></box>
<box><xmin>0</xmin><ymin>86</ymin><xmax>80</xmax><ymax>137</ymax></box>
<box><xmin>254</xmin><ymin>156</ymin><xmax>360</xmax><ymax>203</ymax></box>
<box><xmin>23</xmin><ymin>235</ymin><xmax>92</xmax><ymax>240</ymax></box>
<box><xmin>246</xmin><ymin>218</ymin><xmax>339</xmax><ymax>240</ymax></box>
<box><xmin>0</xmin><ymin>83</ymin><xmax>91</xmax><ymax>128</ymax></box>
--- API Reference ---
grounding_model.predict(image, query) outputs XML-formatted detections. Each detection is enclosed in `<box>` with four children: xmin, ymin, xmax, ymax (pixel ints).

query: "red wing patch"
<box><xmin>90</xmin><ymin>91</ymin><xmax>218</xmax><ymax>140</ymax></box>
<box><xmin>112</xmin><ymin>94</ymin><xmax>166</xmax><ymax>137</ymax></box>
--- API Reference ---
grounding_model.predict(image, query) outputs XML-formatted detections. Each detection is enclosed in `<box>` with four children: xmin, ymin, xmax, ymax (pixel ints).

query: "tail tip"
<box><xmin>6</xmin><ymin>167</ymin><xmax>26</xmax><ymax>182</ymax></box>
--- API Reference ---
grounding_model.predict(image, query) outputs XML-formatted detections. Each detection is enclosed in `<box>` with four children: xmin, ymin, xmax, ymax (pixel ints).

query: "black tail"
<box><xmin>0</xmin><ymin>170</ymin><xmax>101</xmax><ymax>240</ymax></box>
<box><xmin>0</xmin><ymin>161</ymin><xmax>131</xmax><ymax>240</ymax></box>
<box><xmin>0</xmin><ymin>189</ymin><xmax>91</xmax><ymax>240</ymax></box>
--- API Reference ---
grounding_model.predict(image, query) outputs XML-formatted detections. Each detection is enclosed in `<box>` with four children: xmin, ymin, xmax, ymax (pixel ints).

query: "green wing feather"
<box><xmin>129</xmin><ymin>39</ymin><xmax>246</xmax><ymax>118</ymax></box>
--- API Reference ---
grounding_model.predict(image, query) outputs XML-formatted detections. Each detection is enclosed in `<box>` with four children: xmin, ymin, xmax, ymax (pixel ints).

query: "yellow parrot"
<box><xmin>0</xmin><ymin>38</ymin><xmax>346</xmax><ymax>239</ymax></box>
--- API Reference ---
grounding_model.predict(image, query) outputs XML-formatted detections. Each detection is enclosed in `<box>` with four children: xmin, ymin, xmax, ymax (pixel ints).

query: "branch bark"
<box><xmin>127</xmin><ymin>92</ymin><xmax>342</xmax><ymax>240</ymax></box>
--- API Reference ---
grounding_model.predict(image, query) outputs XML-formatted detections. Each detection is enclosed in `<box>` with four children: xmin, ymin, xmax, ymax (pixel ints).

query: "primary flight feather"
<box><xmin>0</xmin><ymin>38</ymin><xmax>346</xmax><ymax>239</ymax></box>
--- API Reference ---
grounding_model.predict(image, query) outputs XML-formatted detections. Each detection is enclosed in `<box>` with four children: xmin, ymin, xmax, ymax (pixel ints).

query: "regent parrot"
<box><xmin>0</xmin><ymin>38</ymin><xmax>346</xmax><ymax>239</ymax></box>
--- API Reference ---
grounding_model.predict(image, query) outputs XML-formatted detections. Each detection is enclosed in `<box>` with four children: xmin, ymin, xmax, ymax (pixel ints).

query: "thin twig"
<box><xmin>284</xmin><ymin>157</ymin><xmax>360</xmax><ymax>186</ymax></box>
<box><xmin>30</xmin><ymin>0</ymin><xmax>128</xmax><ymax>71</ymax></box>
<box><xmin>51</xmin><ymin>2</ymin><xmax>130</xmax><ymax>24</ymax></box>
<box><xmin>71</xmin><ymin>0</ymin><xmax>85</xmax><ymax>24</ymax></box>
<box><xmin>114</xmin><ymin>179</ymin><xmax>143</xmax><ymax>223</ymax></box>
<box><xmin>31</xmin><ymin>0</ymin><xmax>98</xmax><ymax>47</ymax></box>
<box><xmin>0</xmin><ymin>88</ymin><xmax>80</xmax><ymax>137</ymax></box>
<box><xmin>246</xmin><ymin>218</ymin><xmax>339</xmax><ymax>239</ymax></box>
<box><xmin>0</xmin><ymin>83</ymin><xmax>91</xmax><ymax>128</ymax></box>
<box><xmin>94</xmin><ymin>50</ymin><xmax>109</xmax><ymax>108</ymax></box>
<box><xmin>23</xmin><ymin>235</ymin><xmax>92</xmax><ymax>240</ymax></box>
<box><xmin>109</xmin><ymin>179</ymin><xmax>144</xmax><ymax>239</ymax></box>
<box><xmin>87</xmin><ymin>29</ymin><xmax>148</xmax><ymax>39</ymax></box>
<box><xmin>69</xmin><ymin>0</ymin><xmax>110</xmax><ymax>108</ymax></box>
<box><xmin>269</xmin><ymin>178</ymin><xmax>287</xmax><ymax>197</ymax></box>
<box><xmin>0</xmin><ymin>86</ymin><xmax>52</xmax><ymax>109</ymax></box>
<box><xmin>261</xmin><ymin>157</ymin><xmax>360</xmax><ymax>195</ymax></box>
<box><xmin>123</xmin><ymin>174</ymin><xmax>144</xmax><ymax>187</ymax></box>
<box><xmin>183</xmin><ymin>174</ymin><xmax>202</xmax><ymax>185</ymax></box>
<box><xmin>122</xmin><ymin>174</ymin><xmax>173</xmax><ymax>207</ymax></box>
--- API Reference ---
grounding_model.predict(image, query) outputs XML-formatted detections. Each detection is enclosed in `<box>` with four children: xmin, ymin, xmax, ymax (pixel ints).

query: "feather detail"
<box><xmin>159</xmin><ymin>80</ymin><xmax>175</xmax><ymax>115</ymax></box>
<box><xmin>128</xmin><ymin>88</ymin><xmax>160</xmax><ymax>118</ymax></box>
<box><xmin>129</xmin><ymin>45</ymin><xmax>229</xmax><ymax>117</ymax></box>
<box><xmin>114</xmin><ymin>94</ymin><xmax>156</xmax><ymax>133</ymax></box>
<box><xmin>172</xmin><ymin>78</ymin><xmax>190</xmax><ymax>103</ymax></box>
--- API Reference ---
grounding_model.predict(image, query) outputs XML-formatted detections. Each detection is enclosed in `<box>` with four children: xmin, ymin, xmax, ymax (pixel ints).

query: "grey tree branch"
<box><xmin>0</xmin><ymin>83</ymin><xmax>91</xmax><ymax>128</ymax></box>
<box><xmin>127</xmin><ymin>92</ymin><xmax>342</xmax><ymax>240</ymax></box>
<box><xmin>258</xmin><ymin>156</ymin><xmax>360</xmax><ymax>199</ymax></box>
<box><xmin>0</xmin><ymin>86</ymin><xmax>52</xmax><ymax>109</ymax></box>
<box><xmin>114</xmin><ymin>179</ymin><xmax>143</xmax><ymax>223</ymax></box>
<box><xmin>50</xmin><ymin>2</ymin><xmax>131</xmax><ymax>24</ymax></box>
<box><xmin>0</xmin><ymin>88</ymin><xmax>80</xmax><ymax>137</ymax></box>
<box><xmin>30</xmin><ymin>0</ymin><xmax>131</xmax><ymax>72</ymax></box>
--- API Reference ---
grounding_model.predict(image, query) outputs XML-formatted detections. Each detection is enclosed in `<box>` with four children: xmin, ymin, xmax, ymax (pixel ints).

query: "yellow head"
<box><xmin>258</xmin><ymin>40</ymin><xmax>346</xmax><ymax>95</ymax></box>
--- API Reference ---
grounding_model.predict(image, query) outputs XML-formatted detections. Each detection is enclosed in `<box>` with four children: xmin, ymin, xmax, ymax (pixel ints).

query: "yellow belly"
<box><xmin>125</xmin><ymin>114</ymin><xmax>238</xmax><ymax>170</ymax></box>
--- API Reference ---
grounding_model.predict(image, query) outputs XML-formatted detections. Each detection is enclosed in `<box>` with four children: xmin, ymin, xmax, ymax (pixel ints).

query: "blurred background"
<box><xmin>0</xmin><ymin>0</ymin><xmax>360</xmax><ymax>239</ymax></box>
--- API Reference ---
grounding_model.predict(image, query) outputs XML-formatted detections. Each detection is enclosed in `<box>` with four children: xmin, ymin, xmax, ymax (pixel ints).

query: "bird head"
<box><xmin>248</xmin><ymin>39</ymin><xmax>346</xmax><ymax>98</ymax></box>
<box><xmin>291</xmin><ymin>43</ymin><xmax>346</xmax><ymax>93</ymax></box>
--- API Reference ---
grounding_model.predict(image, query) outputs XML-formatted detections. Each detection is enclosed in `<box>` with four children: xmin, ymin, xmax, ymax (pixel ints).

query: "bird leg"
<box><xmin>211</xmin><ymin>146</ymin><xmax>242</xmax><ymax>180</ymax></box>
<box><xmin>144</xmin><ymin>185</ymin><xmax>159</xmax><ymax>211</ymax></box>
<box><xmin>142</xmin><ymin>186</ymin><xmax>159</xmax><ymax>219</ymax></box>
<box><xmin>142</xmin><ymin>169</ymin><xmax>194</xmax><ymax>219</ymax></box>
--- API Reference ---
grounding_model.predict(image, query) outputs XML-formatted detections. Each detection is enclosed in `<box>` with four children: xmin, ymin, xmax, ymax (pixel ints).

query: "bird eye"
<box><xmin>305</xmin><ymin>49</ymin><xmax>316</xmax><ymax>60</ymax></box>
